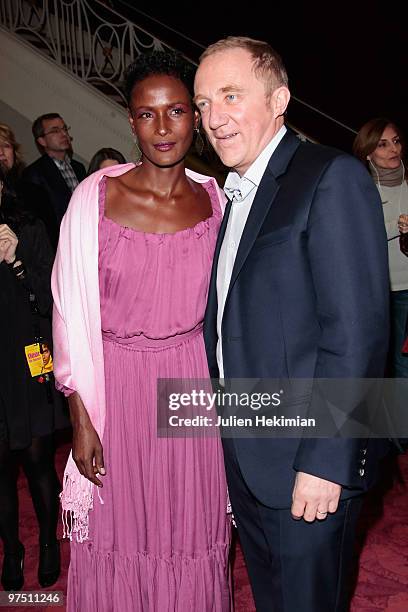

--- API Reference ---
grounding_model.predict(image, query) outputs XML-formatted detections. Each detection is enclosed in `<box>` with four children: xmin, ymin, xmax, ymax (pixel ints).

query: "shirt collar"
<box><xmin>224</xmin><ymin>125</ymin><xmax>287</xmax><ymax>202</ymax></box>
<box><xmin>50</xmin><ymin>154</ymin><xmax>71</xmax><ymax>167</ymax></box>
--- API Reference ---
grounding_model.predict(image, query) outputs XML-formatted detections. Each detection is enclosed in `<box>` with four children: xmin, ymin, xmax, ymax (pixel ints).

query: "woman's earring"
<box><xmin>131</xmin><ymin>132</ymin><xmax>141</xmax><ymax>161</ymax></box>
<box><xmin>194</xmin><ymin>127</ymin><xmax>204</xmax><ymax>156</ymax></box>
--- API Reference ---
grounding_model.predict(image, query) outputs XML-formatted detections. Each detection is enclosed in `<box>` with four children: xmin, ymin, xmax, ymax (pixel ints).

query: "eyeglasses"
<box><xmin>42</xmin><ymin>125</ymin><xmax>71</xmax><ymax>136</ymax></box>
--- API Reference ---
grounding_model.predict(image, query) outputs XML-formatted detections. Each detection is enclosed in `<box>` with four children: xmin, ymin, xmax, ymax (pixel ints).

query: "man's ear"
<box><xmin>193</xmin><ymin>109</ymin><xmax>201</xmax><ymax>130</ymax></box>
<box><xmin>37</xmin><ymin>136</ymin><xmax>46</xmax><ymax>149</ymax></box>
<box><xmin>271</xmin><ymin>86</ymin><xmax>290</xmax><ymax>119</ymax></box>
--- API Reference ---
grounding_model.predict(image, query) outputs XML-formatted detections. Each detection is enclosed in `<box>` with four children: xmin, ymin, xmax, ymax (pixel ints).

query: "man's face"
<box><xmin>37</xmin><ymin>117</ymin><xmax>71</xmax><ymax>155</ymax></box>
<box><xmin>194</xmin><ymin>48</ymin><xmax>288</xmax><ymax>176</ymax></box>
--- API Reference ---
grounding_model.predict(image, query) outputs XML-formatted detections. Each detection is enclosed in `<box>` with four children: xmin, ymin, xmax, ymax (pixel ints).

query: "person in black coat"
<box><xmin>0</xmin><ymin>169</ymin><xmax>69</xmax><ymax>591</ymax></box>
<box><xmin>22</xmin><ymin>114</ymin><xmax>86</xmax><ymax>250</ymax></box>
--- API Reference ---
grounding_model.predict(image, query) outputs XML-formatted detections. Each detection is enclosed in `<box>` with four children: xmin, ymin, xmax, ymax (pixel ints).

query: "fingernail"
<box><xmin>100</xmin><ymin>467</ymin><xmax>106</xmax><ymax>475</ymax></box>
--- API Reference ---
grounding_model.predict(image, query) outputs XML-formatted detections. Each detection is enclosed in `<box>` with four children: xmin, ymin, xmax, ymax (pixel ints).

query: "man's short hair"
<box><xmin>199</xmin><ymin>36</ymin><xmax>288</xmax><ymax>98</ymax></box>
<box><xmin>32</xmin><ymin>113</ymin><xmax>62</xmax><ymax>141</ymax></box>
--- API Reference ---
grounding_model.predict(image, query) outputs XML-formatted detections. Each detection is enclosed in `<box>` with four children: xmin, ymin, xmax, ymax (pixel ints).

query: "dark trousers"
<box><xmin>224</xmin><ymin>438</ymin><xmax>363</xmax><ymax>612</ymax></box>
<box><xmin>0</xmin><ymin>435</ymin><xmax>60</xmax><ymax>552</ymax></box>
<box><xmin>390</xmin><ymin>289</ymin><xmax>408</xmax><ymax>377</ymax></box>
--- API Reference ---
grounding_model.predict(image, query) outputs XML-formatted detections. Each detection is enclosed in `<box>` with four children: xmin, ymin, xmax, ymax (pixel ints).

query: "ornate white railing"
<box><xmin>0</xmin><ymin>0</ymin><xmax>184</xmax><ymax>105</ymax></box>
<box><xmin>0</xmin><ymin>0</ymin><xmax>356</xmax><ymax>146</ymax></box>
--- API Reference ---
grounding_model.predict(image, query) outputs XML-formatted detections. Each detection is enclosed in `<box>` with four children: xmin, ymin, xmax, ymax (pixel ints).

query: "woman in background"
<box><xmin>0</xmin><ymin>123</ymin><xmax>59</xmax><ymax>251</ymax></box>
<box><xmin>0</xmin><ymin>168</ymin><xmax>68</xmax><ymax>591</ymax></box>
<box><xmin>87</xmin><ymin>147</ymin><xmax>126</xmax><ymax>176</ymax></box>
<box><xmin>52</xmin><ymin>51</ymin><xmax>230</xmax><ymax>611</ymax></box>
<box><xmin>353</xmin><ymin>118</ymin><xmax>408</xmax><ymax>376</ymax></box>
<box><xmin>0</xmin><ymin>123</ymin><xmax>25</xmax><ymax>187</ymax></box>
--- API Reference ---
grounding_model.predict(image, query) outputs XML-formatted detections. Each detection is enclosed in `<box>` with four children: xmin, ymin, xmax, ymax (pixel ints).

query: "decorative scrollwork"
<box><xmin>20</xmin><ymin>0</ymin><xmax>45</xmax><ymax>30</ymax></box>
<box><xmin>93</xmin><ymin>24</ymin><xmax>121</xmax><ymax>80</ymax></box>
<box><xmin>0</xmin><ymin>0</ymin><xmax>189</xmax><ymax>109</ymax></box>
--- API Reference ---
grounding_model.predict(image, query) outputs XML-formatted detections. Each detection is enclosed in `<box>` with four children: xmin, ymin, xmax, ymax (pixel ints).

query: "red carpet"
<box><xmin>1</xmin><ymin>433</ymin><xmax>407</xmax><ymax>611</ymax></box>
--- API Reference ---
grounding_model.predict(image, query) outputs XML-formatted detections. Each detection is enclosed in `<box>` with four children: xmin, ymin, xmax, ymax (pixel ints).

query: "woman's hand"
<box><xmin>68</xmin><ymin>392</ymin><xmax>106</xmax><ymax>487</ymax></box>
<box><xmin>0</xmin><ymin>223</ymin><xmax>18</xmax><ymax>263</ymax></box>
<box><xmin>398</xmin><ymin>214</ymin><xmax>408</xmax><ymax>234</ymax></box>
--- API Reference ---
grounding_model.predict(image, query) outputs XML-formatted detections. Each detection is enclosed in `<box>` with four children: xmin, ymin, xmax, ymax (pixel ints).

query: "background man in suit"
<box><xmin>194</xmin><ymin>37</ymin><xmax>390</xmax><ymax>611</ymax></box>
<box><xmin>23</xmin><ymin>113</ymin><xmax>86</xmax><ymax>250</ymax></box>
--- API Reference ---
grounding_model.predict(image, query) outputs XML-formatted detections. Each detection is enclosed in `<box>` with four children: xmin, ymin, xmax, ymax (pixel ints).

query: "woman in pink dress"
<box><xmin>52</xmin><ymin>51</ymin><xmax>231</xmax><ymax>610</ymax></box>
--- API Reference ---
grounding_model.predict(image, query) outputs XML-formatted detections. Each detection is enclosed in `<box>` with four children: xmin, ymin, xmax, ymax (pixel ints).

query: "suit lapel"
<box><xmin>41</xmin><ymin>155</ymin><xmax>71</xmax><ymax>199</ymax></box>
<box><xmin>226</xmin><ymin>130</ymin><xmax>301</xmax><ymax>303</ymax></box>
<box><xmin>226</xmin><ymin>170</ymin><xmax>279</xmax><ymax>299</ymax></box>
<box><xmin>205</xmin><ymin>198</ymin><xmax>232</xmax><ymax>324</ymax></box>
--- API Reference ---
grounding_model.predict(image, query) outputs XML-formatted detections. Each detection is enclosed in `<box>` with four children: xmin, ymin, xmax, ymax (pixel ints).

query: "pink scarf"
<box><xmin>51</xmin><ymin>163</ymin><xmax>226</xmax><ymax>541</ymax></box>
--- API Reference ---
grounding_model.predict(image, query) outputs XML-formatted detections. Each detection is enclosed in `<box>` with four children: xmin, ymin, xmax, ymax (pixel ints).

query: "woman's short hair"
<box><xmin>124</xmin><ymin>50</ymin><xmax>195</xmax><ymax>106</ymax></box>
<box><xmin>87</xmin><ymin>147</ymin><xmax>126</xmax><ymax>175</ymax></box>
<box><xmin>352</xmin><ymin>117</ymin><xmax>405</xmax><ymax>165</ymax></box>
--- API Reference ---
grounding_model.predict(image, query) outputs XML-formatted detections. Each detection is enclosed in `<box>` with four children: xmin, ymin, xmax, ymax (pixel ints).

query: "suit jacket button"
<box><xmin>361</xmin><ymin>458</ymin><xmax>366</xmax><ymax>466</ymax></box>
<box><xmin>359</xmin><ymin>468</ymin><xmax>365</xmax><ymax>477</ymax></box>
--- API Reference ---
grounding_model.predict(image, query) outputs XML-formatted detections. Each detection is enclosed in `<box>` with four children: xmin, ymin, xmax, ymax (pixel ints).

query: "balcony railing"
<box><xmin>0</xmin><ymin>0</ymin><xmax>358</xmax><ymax>149</ymax></box>
<box><xmin>0</xmin><ymin>0</ymin><xmax>181</xmax><ymax>105</ymax></box>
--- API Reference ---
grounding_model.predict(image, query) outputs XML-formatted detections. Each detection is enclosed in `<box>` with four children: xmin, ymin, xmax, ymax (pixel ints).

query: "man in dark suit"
<box><xmin>194</xmin><ymin>37</ymin><xmax>390</xmax><ymax>611</ymax></box>
<box><xmin>23</xmin><ymin>113</ymin><xmax>86</xmax><ymax>250</ymax></box>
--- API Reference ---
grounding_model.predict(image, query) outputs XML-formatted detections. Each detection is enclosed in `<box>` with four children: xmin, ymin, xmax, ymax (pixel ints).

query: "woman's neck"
<box><xmin>369</xmin><ymin>160</ymin><xmax>405</xmax><ymax>188</ymax></box>
<box><xmin>133</xmin><ymin>159</ymin><xmax>190</xmax><ymax>198</ymax></box>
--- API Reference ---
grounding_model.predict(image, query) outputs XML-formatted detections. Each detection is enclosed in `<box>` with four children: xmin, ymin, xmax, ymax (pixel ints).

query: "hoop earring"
<box><xmin>131</xmin><ymin>132</ymin><xmax>141</xmax><ymax>162</ymax></box>
<box><xmin>194</xmin><ymin>127</ymin><xmax>204</xmax><ymax>156</ymax></box>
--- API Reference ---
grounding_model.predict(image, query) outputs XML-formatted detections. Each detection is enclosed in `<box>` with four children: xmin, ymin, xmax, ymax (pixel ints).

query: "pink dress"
<box><xmin>67</xmin><ymin>177</ymin><xmax>231</xmax><ymax>611</ymax></box>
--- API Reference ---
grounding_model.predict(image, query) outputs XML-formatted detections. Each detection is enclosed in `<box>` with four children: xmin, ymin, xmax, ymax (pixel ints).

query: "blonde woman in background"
<box><xmin>0</xmin><ymin>123</ymin><xmax>25</xmax><ymax>185</ymax></box>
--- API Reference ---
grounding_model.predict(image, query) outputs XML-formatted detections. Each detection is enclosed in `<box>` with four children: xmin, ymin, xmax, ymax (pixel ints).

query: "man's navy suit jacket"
<box><xmin>204</xmin><ymin>129</ymin><xmax>390</xmax><ymax>508</ymax></box>
<box><xmin>22</xmin><ymin>154</ymin><xmax>86</xmax><ymax>250</ymax></box>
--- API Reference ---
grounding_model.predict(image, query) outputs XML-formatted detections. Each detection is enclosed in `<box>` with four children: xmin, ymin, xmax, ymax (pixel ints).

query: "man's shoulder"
<box><xmin>273</xmin><ymin>129</ymin><xmax>362</xmax><ymax>180</ymax></box>
<box><xmin>292</xmin><ymin>138</ymin><xmax>365</xmax><ymax>177</ymax></box>
<box><xmin>71</xmin><ymin>157</ymin><xmax>85</xmax><ymax>167</ymax></box>
<box><xmin>71</xmin><ymin>158</ymin><xmax>86</xmax><ymax>175</ymax></box>
<box><xmin>24</xmin><ymin>155</ymin><xmax>52</xmax><ymax>177</ymax></box>
<box><xmin>295</xmin><ymin>138</ymin><xmax>346</xmax><ymax>164</ymax></box>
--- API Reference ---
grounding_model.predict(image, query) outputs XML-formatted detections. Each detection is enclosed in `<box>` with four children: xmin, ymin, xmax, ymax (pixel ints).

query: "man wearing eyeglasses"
<box><xmin>23</xmin><ymin>114</ymin><xmax>86</xmax><ymax>250</ymax></box>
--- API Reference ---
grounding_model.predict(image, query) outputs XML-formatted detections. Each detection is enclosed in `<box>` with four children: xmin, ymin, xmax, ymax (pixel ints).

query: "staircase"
<box><xmin>1</xmin><ymin>0</ymin><xmax>231</xmax><ymax>176</ymax></box>
<box><xmin>0</xmin><ymin>0</ymin><xmax>178</xmax><ymax>108</ymax></box>
<box><xmin>0</xmin><ymin>0</ymin><xmax>356</xmax><ymax>173</ymax></box>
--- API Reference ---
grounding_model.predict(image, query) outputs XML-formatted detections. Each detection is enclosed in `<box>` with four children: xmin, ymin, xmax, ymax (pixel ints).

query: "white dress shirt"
<box><xmin>216</xmin><ymin>125</ymin><xmax>287</xmax><ymax>378</ymax></box>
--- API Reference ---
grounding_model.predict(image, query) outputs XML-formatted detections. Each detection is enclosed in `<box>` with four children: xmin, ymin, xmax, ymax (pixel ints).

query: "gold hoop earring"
<box><xmin>131</xmin><ymin>132</ymin><xmax>141</xmax><ymax>161</ymax></box>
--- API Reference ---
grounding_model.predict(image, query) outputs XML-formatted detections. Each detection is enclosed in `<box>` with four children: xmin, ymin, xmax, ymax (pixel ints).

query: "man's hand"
<box><xmin>291</xmin><ymin>472</ymin><xmax>341</xmax><ymax>522</ymax></box>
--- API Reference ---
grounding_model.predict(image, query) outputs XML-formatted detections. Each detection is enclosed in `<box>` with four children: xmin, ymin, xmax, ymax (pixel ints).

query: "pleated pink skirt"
<box><xmin>67</xmin><ymin>330</ymin><xmax>231</xmax><ymax>611</ymax></box>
